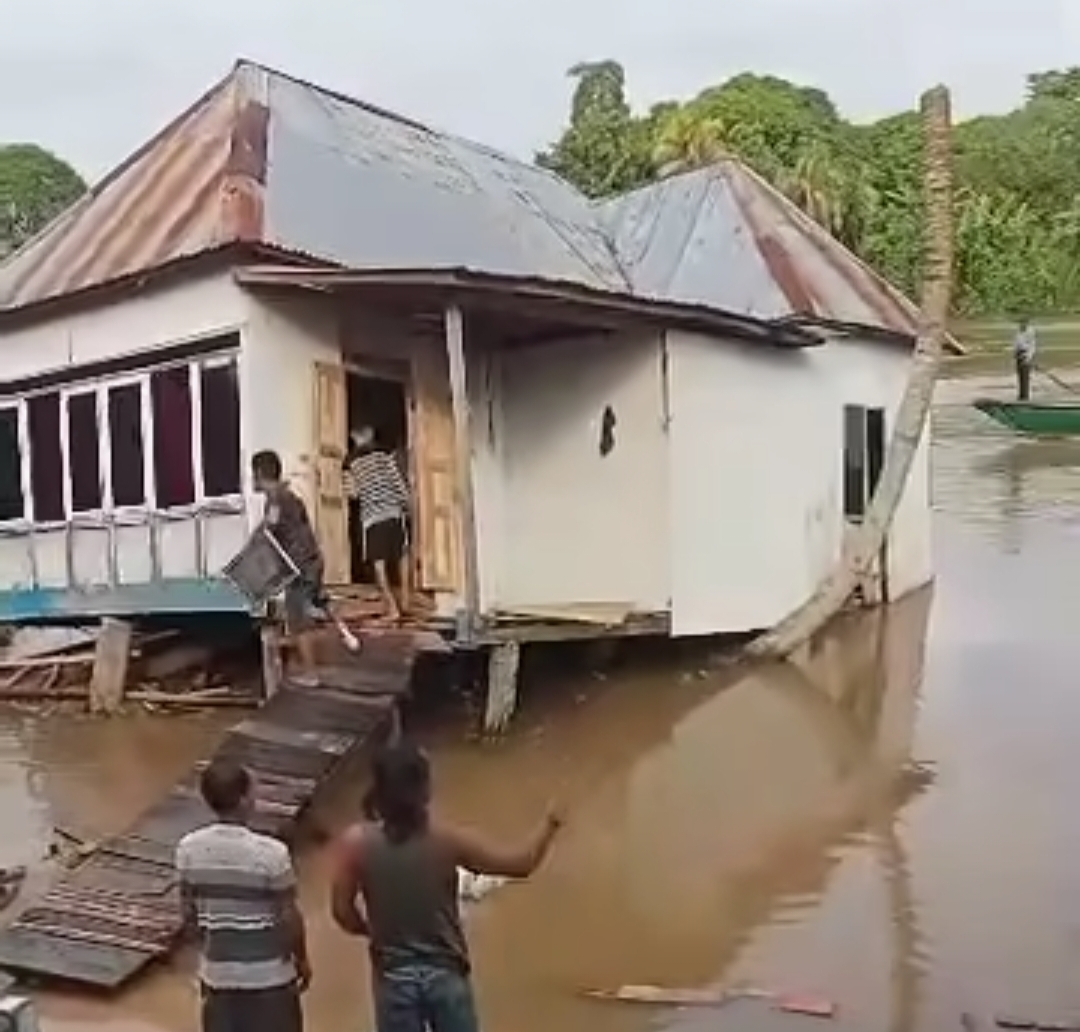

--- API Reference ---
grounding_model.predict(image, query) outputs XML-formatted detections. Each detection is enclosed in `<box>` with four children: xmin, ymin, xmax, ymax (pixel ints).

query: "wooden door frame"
<box><xmin>340</xmin><ymin>356</ymin><xmax>424</xmax><ymax>589</ymax></box>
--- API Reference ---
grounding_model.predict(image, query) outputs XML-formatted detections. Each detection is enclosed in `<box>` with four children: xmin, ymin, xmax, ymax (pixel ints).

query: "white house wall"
<box><xmin>241</xmin><ymin>292</ymin><xmax>341</xmax><ymax>518</ymax></box>
<box><xmin>468</xmin><ymin>346</ymin><xmax>504</xmax><ymax>613</ymax></box>
<box><xmin>496</xmin><ymin>332</ymin><xmax>669</xmax><ymax>612</ymax></box>
<box><xmin>0</xmin><ymin>273</ymin><xmax>252</xmax><ymax>617</ymax></box>
<box><xmin>666</xmin><ymin>331</ymin><xmax>932</xmax><ymax>637</ymax></box>
<box><xmin>0</xmin><ymin>275</ymin><xmax>247</xmax><ymax>379</ymax></box>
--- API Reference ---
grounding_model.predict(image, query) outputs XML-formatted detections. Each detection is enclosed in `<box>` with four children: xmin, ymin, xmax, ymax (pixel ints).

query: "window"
<box><xmin>150</xmin><ymin>365</ymin><xmax>195</xmax><ymax>509</ymax></box>
<box><xmin>27</xmin><ymin>392</ymin><xmax>63</xmax><ymax>522</ymax></box>
<box><xmin>6</xmin><ymin>346</ymin><xmax>241</xmax><ymax>523</ymax></box>
<box><xmin>843</xmin><ymin>404</ymin><xmax>886</xmax><ymax>521</ymax></box>
<box><xmin>67</xmin><ymin>391</ymin><xmax>103</xmax><ymax>513</ymax></box>
<box><xmin>199</xmin><ymin>360</ymin><xmax>241</xmax><ymax>497</ymax></box>
<box><xmin>0</xmin><ymin>407</ymin><xmax>23</xmax><ymax>521</ymax></box>
<box><xmin>108</xmin><ymin>383</ymin><xmax>146</xmax><ymax>507</ymax></box>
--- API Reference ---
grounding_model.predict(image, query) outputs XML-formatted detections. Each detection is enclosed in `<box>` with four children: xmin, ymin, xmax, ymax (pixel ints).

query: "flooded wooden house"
<box><xmin>0</xmin><ymin>61</ymin><xmax>951</xmax><ymax>727</ymax></box>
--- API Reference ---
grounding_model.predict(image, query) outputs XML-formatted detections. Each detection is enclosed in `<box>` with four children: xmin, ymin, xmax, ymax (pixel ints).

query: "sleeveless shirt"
<box><xmin>357</xmin><ymin>825</ymin><xmax>470</xmax><ymax>974</ymax></box>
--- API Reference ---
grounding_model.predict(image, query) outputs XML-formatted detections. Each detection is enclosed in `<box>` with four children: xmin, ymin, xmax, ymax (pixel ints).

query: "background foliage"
<box><xmin>0</xmin><ymin>144</ymin><xmax>85</xmax><ymax>258</ymax></box>
<box><xmin>539</xmin><ymin>63</ymin><xmax>1080</xmax><ymax>317</ymax></box>
<box><xmin>3</xmin><ymin>66</ymin><xmax>1077</xmax><ymax>320</ymax></box>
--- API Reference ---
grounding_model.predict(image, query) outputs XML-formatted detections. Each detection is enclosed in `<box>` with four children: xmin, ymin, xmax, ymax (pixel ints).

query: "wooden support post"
<box><xmin>484</xmin><ymin>641</ymin><xmax>521</xmax><ymax>735</ymax></box>
<box><xmin>260</xmin><ymin>624</ymin><xmax>283</xmax><ymax>700</ymax></box>
<box><xmin>89</xmin><ymin>618</ymin><xmax>132</xmax><ymax>715</ymax></box>
<box><xmin>444</xmin><ymin>304</ymin><xmax>482</xmax><ymax>642</ymax></box>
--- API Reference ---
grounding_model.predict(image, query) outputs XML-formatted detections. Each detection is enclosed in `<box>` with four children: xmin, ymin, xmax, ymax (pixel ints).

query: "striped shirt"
<box><xmin>343</xmin><ymin>450</ymin><xmax>410</xmax><ymax>530</ymax></box>
<box><xmin>175</xmin><ymin>823</ymin><xmax>297</xmax><ymax>990</ymax></box>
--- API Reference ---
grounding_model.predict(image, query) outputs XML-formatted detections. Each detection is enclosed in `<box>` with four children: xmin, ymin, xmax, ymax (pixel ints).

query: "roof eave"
<box><xmin>234</xmin><ymin>264</ymin><xmax>822</xmax><ymax>349</ymax></box>
<box><xmin>776</xmin><ymin>314</ymin><xmax>966</xmax><ymax>356</ymax></box>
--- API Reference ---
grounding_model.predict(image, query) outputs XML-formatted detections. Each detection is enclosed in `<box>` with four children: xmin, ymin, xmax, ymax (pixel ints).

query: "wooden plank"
<box><xmin>89</xmin><ymin>618</ymin><xmax>132</xmax><ymax>715</ymax></box>
<box><xmin>443</xmin><ymin>304</ymin><xmax>479</xmax><ymax>632</ymax></box>
<box><xmin>233</xmin><ymin>719</ymin><xmax>356</xmax><ymax>757</ymax></box>
<box><xmin>412</xmin><ymin>326</ymin><xmax>461</xmax><ymax>591</ymax></box>
<box><xmin>0</xmin><ymin>639</ymin><xmax>416</xmax><ymax>991</ymax></box>
<box><xmin>0</xmin><ymin>926</ymin><xmax>148</xmax><ymax>988</ymax></box>
<box><xmin>312</xmin><ymin>361</ymin><xmax>350</xmax><ymax>584</ymax></box>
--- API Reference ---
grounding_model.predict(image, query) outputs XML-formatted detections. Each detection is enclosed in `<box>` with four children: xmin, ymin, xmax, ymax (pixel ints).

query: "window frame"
<box><xmin>842</xmin><ymin>403</ymin><xmax>886</xmax><ymax>524</ymax></box>
<box><xmin>0</xmin><ymin>346</ymin><xmax>242</xmax><ymax>529</ymax></box>
<box><xmin>0</xmin><ymin>402</ymin><xmax>29</xmax><ymax>528</ymax></box>
<box><xmin>61</xmin><ymin>384</ymin><xmax>107</xmax><ymax>519</ymax></box>
<box><xmin>103</xmin><ymin>372</ymin><xmax>155</xmax><ymax>515</ymax></box>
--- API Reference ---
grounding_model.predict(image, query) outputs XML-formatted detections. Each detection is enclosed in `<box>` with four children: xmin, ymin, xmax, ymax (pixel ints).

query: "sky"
<box><xmin>1</xmin><ymin>0</ymin><xmax>1077</xmax><ymax>183</ymax></box>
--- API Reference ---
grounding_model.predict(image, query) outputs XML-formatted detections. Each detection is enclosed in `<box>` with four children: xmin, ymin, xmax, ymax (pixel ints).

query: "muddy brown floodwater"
<box><xmin>10</xmin><ymin>360</ymin><xmax>1080</xmax><ymax>1032</ymax></box>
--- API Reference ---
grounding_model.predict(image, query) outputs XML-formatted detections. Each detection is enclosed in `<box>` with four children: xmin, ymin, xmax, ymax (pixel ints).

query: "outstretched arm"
<box><xmin>443</xmin><ymin>807</ymin><xmax>564</xmax><ymax>880</ymax></box>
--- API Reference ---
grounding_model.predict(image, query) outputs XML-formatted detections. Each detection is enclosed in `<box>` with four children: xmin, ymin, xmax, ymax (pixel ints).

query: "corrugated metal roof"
<box><xmin>595</xmin><ymin>163</ymin><xmax>924</xmax><ymax>338</ymax></box>
<box><xmin>261</xmin><ymin>72</ymin><xmax>627</xmax><ymax>292</ymax></box>
<box><xmin>0</xmin><ymin>61</ymin><xmax>934</xmax><ymax>349</ymax></box>
<box><xmin>0</xmin><ymin>68</ymin><xmax>253</xmax><ymax>309</ymax></box>
<box><xmin>0</xmin><ymin>61</ymin><xmax>627</xmax><ymax>311</ymax></box>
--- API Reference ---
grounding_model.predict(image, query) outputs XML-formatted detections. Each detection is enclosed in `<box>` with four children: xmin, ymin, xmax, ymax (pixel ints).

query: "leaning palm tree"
<box><xmin>747</xmin><ymin>85</ymin><xmax>955</xmax><ymax>659</ymax></box>
<box><xmin>652</xmin><ymin>107</ymin><xmax>734</xmax><ymax>177</ymax></box>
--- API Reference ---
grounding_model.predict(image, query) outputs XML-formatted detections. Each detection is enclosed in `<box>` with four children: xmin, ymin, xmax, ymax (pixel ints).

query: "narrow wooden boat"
<box><xmin>973</xmin><ymin>397</ymin><xmax>1080</xmax><ymax>437</ymax></box>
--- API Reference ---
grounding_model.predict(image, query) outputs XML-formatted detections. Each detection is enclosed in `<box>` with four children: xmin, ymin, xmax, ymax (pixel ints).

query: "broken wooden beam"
<box><xmin>89</xmin><ymin>619</ymin><xmax>132</xmax><ymax>715</ymax></box>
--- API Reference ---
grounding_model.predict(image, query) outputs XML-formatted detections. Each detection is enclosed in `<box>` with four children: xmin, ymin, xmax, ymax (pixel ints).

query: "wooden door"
<box><xmin>312</xmin><ymin>361</ymin><xmax>350</xmax><ymax>585</ymax></box>
<box><xmin>411</xmin><ymin>340</ymin><xmax>461</xmax><ymax>591</ymax></box>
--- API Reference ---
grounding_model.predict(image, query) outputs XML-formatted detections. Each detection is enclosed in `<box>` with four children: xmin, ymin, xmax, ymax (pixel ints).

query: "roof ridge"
<box><xmin>234</xmin><ymin>57</ymin><xmax>572</xmax><ymax>189</ymax></box>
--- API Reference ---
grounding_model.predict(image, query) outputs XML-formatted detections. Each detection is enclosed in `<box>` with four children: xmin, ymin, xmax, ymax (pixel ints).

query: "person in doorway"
<box><xmin>343</xmin><ymin>427</ymin><xmax>412</xmax><ymax>623</ymax></box>
<box><xmin>252</xmin><ymin>449</ymin><xmax>358</xmax><ymax>688</ymax></box>
<box><xmin>176</xmin><ymin>758</ymin><xmax>311</xmax><ymax>1032</ymax></box>
<box><xmin>1013</xmin><ymin>317</ymin><xmax>1037</xmax><ymax>400</ymax></box>
<box><xmin>330</xmin><ymin>742</ymin><xmax>565</xmax><ymax>1032</ymax></box>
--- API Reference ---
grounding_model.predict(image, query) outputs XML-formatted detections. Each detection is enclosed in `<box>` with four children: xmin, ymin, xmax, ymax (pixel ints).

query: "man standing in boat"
<box><xmin>1013</xmin><ymin>317</ymin><xmax>1037</xmax><ymax>401</ymax></box>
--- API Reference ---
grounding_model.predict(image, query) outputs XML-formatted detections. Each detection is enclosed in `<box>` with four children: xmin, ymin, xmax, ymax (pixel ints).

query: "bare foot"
<box><xmin>291</xmin><ymin>672</ymin><xmax>320</xmax><ymax>688</ymax></box>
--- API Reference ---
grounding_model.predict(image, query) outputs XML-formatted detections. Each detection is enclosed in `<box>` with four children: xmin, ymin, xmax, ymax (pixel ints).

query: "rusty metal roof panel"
<box><xmin>260</xmin><ymin>72</ymin><xmax>627</xmax><ymax>292</ymax></box>
<box><xmin>596</xmin><ymin>163</ymin><xmax>923</xmax><ymax>338</ymax></box>
<box><xmin>0</xmin><ymin>72</ymin><xmax>247</xmax><ymax>310</ymax></box>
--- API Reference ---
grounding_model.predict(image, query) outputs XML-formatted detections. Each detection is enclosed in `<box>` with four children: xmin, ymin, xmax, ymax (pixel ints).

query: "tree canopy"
<box><xmin>0</xmin><ymin>144</ymin><xmax>86</xmax><ymax>258</ymax></box>
<box><xmin>539</xmin><ymin>64</ymin><xmax>1080</xmax><ymax>316</ymax></box>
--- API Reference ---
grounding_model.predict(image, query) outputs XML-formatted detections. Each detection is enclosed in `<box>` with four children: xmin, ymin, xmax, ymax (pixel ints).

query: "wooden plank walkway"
<box><xmin>0</xmin><ymin>635</ymin><xmax>418</xmax><ymax>991</ymax></box>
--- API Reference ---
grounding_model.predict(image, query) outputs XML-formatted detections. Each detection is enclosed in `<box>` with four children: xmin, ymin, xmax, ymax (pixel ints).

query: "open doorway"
<box><xmin>344</xmin><ymin>370</ymin><xmax>411</xmax><ymax>585</ymax></box>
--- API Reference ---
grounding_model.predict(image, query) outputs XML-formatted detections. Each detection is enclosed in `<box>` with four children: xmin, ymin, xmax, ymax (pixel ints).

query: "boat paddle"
<box><xmin>1034</xmin><ymin>362</ymin><xmax>1080</xmax><ymax>396</ymax></box>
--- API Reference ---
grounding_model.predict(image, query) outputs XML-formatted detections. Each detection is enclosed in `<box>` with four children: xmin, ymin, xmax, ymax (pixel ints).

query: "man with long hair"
<box><xmin>330</xmin><ymin>743</ymin><xmax>564</xmax><ymax>1032</ymax></box>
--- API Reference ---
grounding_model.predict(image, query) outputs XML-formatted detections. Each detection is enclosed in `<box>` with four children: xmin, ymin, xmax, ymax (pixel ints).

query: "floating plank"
<box><xmin>0</xmin><ymin>643</ymin><xmax>416</xmax><ymax>990</ymax></box>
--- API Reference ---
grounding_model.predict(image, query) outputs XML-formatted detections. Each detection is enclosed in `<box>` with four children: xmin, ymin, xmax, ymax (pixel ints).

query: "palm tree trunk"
<box><xmin>746</xmin><ymin>85</ymin><xmax>954</xmax><ymax>660</ymax></box>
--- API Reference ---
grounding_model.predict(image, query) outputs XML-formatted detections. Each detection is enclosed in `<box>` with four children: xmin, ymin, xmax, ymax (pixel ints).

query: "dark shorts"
<box><xmin>364</xmin><ymin>518</ymin><xmax>406</xmax><ymax>565</ymax></box>
<box><xmin>283</xmin><ymin>566</ymin><xmax>328</xmax><ymax>635</ymax></box>
<box><xmin>373</xmin><ymin>965</ymin><xmax>478</xmax><ymax>1032</ymax></box>
<box><xmin>201</xmin><ymin>983</ymin><xmax>303</xmax><ymax>1032</ymax></box>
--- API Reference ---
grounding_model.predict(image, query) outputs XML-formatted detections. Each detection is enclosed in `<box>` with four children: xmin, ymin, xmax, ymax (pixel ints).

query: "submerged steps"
<box><xmin>0</xmin><ymin>634</ymin><xmax>418</xmax><ymax>990</ymax></box>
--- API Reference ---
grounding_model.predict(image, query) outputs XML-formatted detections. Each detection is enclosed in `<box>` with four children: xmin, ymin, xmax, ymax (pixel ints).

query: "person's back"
<box><xmin>264</xmin><ymin>481</ymin><xmax>322</xmax><ymax>575</ymax></box>
<box><xmin>349</xmin><ymin>447</ymin><xmax>409</xmax><ymax>530</ymax></box>
<box><xmin>358</xmin><ymin>824</ymin><xmax>468</xmax><ymax>975</ymax></box>
<box><xmin>176</xmin><ymin>758</ymin><xmax>309</xmax><ymax>1032</ymax></box>
<box><xmin>177</xmin><ymin>822</ymin><xmax>297</xmax><ymax>989</ymax></box>
<box><xmin>330</xmin><ymin>743</ymin><xmax>564</xmax><ymax>1032</ymax></box>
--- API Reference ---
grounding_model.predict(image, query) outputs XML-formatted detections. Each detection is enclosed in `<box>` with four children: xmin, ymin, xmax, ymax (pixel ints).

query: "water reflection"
<box><xmin>13</xmin><ymin>359</ymin><xmax>1080</xmax><ymax>1032</ymax></box>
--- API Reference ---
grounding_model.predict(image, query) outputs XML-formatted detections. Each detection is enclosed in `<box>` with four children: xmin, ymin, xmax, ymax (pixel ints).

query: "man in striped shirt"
<box><xmin>176</xmin><ymin>758</ymin><xmax>310</xmax><ymax>1032</ymax></box>
<box><xmin>343</xmin><ymin>427</ymin><xmax>412</xmax><ymax>622</ymax></box>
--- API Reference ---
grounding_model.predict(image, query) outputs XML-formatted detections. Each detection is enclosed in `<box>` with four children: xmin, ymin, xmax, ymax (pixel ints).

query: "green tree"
<box><xmin>537</xmin><ymin>60</ymin><xmax>654</xmax><ymax>198</ymax></box>
<box><xmin>0</xmin><ymin>144</ymin><xmax>85</xmax><ymax>257</ymax></box>
<box><xmin>543</xmin><ymin>62</ymin><xmax>1080</xmax><ymax>318</ymax></box>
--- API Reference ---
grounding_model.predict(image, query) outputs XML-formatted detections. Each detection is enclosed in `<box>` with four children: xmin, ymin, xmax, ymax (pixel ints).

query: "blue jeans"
<box><xmin>373</xmin><ymin>965</ymin><xmax>479</xmax><ymax>1032</ymax></box>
